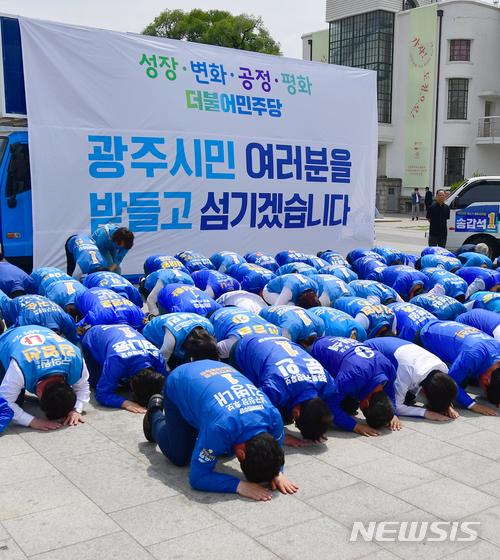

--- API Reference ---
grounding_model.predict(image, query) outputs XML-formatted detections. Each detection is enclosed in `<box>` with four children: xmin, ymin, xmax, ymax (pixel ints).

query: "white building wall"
<box><xmin>326</xmin><ymin>0</ymin><xmax>401</xmax><ymax>22</ymax></box>
<box><xmin>311</xmin><ymin>0</ymin><xmax>500</xmax><ymax>196</ymax></box>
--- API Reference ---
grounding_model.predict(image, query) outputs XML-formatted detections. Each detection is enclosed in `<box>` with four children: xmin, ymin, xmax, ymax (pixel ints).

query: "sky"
<box><xmin>0</xmin><ymin>0</ymin><xmax>327</xmax><ymax>58</ymax></box>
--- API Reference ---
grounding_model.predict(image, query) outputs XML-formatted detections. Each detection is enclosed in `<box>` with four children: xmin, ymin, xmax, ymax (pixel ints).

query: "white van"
<box><xmin>445</xmin><ymin>176</ymin><xmax>500</xmax><ymax>257</ymax></box>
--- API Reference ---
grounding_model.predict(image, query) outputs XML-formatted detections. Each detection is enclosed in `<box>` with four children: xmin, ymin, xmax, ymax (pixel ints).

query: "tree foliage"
<box><xmin>143</xmin><ymin>9</ymin><xmax>281</xmax><ymax>55</ymax></box>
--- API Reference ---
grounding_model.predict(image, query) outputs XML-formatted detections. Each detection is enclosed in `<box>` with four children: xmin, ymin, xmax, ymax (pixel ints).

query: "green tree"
<box><xmin>143</xmin><ymin>9</ymin><xmax>281</xmax><ymax>55</ymax></box>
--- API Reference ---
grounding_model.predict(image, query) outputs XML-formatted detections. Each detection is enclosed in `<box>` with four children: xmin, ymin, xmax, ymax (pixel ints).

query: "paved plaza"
<box><xmin>2</xmin><ymin>218</ymin><xmax>500</xmax><ymax>560</ymax></box>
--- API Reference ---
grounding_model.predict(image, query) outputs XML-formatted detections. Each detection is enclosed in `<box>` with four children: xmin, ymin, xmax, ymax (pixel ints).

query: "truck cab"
<box><xmin>0</xmin><ymin>16</ymin><xmax>31</xmax><ymax>270</ymax></box>
<box><xmin>446</xmin><ymin>176</ymin><xmax>500</xmax><ymax>258</ymax></box>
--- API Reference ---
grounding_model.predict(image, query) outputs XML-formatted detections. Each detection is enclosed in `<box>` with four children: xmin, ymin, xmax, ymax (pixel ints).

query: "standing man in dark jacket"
<box><xmin>411</xmin><ymin>188</ymin><xmax>421</xmax><ymax>221</ymax></box>
<box><xmin>426</xmin><ymin>190</ymin><xmax>450</xmax><ymax>248</ymax></box>
<box><xmin>424</xmin><ymin>187</ymin><xmax>433</xmax><ymax>212</ymax></box>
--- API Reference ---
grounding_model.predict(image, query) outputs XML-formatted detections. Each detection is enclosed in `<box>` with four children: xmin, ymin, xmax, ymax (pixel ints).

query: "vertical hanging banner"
<box><xmin>403</xmin><ymin>4</ymin><xmax>438</xmax><ymax>189</ymax></box>
<box><xmin>20</xmin><ymin>18</ymin><xmax>377</xmax><ymax>273</ymax></box>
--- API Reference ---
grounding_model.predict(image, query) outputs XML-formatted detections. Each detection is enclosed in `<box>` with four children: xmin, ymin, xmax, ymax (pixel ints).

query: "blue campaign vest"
<box><xmin>211</xmin><ymin>307</ymin><xmax>281</xmax><ymax>341</ymax></box>
<box><xmin>0</xmin><ymin>261</ymin><xmax>36</xmax><ymax>295</ymax></box>
<box><xmin>143</xmin><ymin>254</ymin><xmax>187</xmax><ymax>276</ymax></box>
<box><xmin>234</xmin><ymin>334</ymin><xmax>336</xmax><ymax>409</ymax></box>
<box><xmin>334</xmin><ymin>296</ymin><xmax>395</xmax><ymax>338</ymax></box>
<box><xmin>82</xmin><ymin>324</ymin><xmax>166</xmax><ymax>382</ymax></box>
<box><xmin>260</xmin><ymin>305</ymin><xmax>324</xmax><ymax>342</ymax></box>
<box><xmin>419</xmin><ymin>254</ymin><xmax>462</xmax><ymax>272</ymax></box>
<box><xmin>388</xmin><ymin>302</ymin><xmax>436</xmax><ymax>342</ymax></box>
<box><xmin>76</xmin><ymin>288</ymin><xmax>146</xmax><ymax>331</ymax></box>
<box><xmin>309</xmin><ymin>306</ymin><xmax>367</xmax><ymax>341</ymax></box>
<box><xmin>143</xmin><ymin>313</ymin><xmax>215</xmax><ymax>359</ymax></box>
<box><xmin>166</xmin><ymin>360</ymin><xmax>283</xmax><ymax>446</ymax></box>
<box><xmin>305</xmin><ymin>255</ymin><xmax>329</xmax><ymax>270</ymax></box>
<box><xmin>421</xmin><ymin>246</ymin><xmax>456</xmax><ymax>258</ymax></box>
<box><xmin>68</xmin><ymin>235</ymin><xmax>107</xmax><ymax>274</ymax></box>
<box><xmin>372</xmin><ymin>247</ymin><xmax>405</xmax><ymax>266</ymax></box>
<box><xmin>243</xmin><ymin>252</ymin><xmax>278</xmax><ymax>272</ymax></box>
<box><xmin>275</xmin><ymin>251</ymin><xmax>311</xmax><ymax>266</ymax></box>
<box><xmin>410</xmin><ymin>294</ymin><xmax>467</xmax><ymax>321</ymax></box>
<box><xmin>456</xmin><ymin>267</ymin><xmax>500</xmax><ymax>290</ymax></box>
<box><xmin>456</xmin><ymin>309</ymin><xmax>500</xmax><ymax>339</ymax></box>
<box><xmin>144</xmin><ymin>268</ymin><xmax>194</xmax><ymax>294</ymax></box>
<box><xmin>469</xmin><ymin>291</ymin><xmax>500</xmax><ymax>312</ymax></box>
<box><xmin>43</xmin><ymin>279</ymin><xmax>87</xmax><ymax>309</ymax></box>
<box><xmin>191</xmin><ymin>270</ymin><xmax>240</xmax><ymax>300</ymax></box>
<box><xmin>210</xmin><ymin>251</ymin><xmax>246</xmax><ymax>272</ymax></box>
<box><xmin>0</xmin><ymin>326</ymin><xmax>82</xmax><ymax>393</ymax></box>
<box><xmin>347</xmin><ymin>249</ymin><xmax>386</xmax><ymax>265</ymax></box>
<box><xmin>311</xmin><ymin>336</ymin><xmax>394</xmax><ymax>399</ymax></box>
<box><xmin>458</xmin><ymin>252</ymin><xmax>493</xmax><ymax>269</ymax></box>
<box><xmin>421</xmin><ymin>268</ymin><xmax>468</xmax><ymax>299</ymax></box>
<box><xmin>157</xmin><ymin>284</ymin><xmax>220</xmax><ymax>317</ymax></box>
<box><xmin>175</xmin><ymin>251</ymin><xmax>215</xmax><ymax>273</ymax></box>
<box><xmin>83</xmin><ymin>272</ymin><xmax>142</xmax><ymax>307</ymax></box>
<box><xmin>227</xmin><ymin>263</ymin><xmax>276</xmax><ymax>294</ymax></box>
<box><xmin>276</xmin><ymin>263</ymin><xmax>318</xmax><ymax>277</ymax></box>
<box><xmin>348</xmin><ymin>280</ymin><xmax>399</xmax><ymax>305</ymax></box>
<box><xmin>318</xmin><ymin>265</ymin><xmax>358</xmax><ymax>283</ymax></box>
<box><xmin>351</xmin><ymin>257</ymin><xmax>387</xmax><ymax>281</ymax></box>
<box><xmin>314</xmin><ymin>275</ymin><xmax>351</xmax><ymax>304</ymax></box>
<box><xmin>32</xmin><ymin>267</ymin><xmax>72</xmax><ymax>291</ymax></box>
<box><xmin>3</xmin><ymin>295</ymin><xmax>77</xmax><ymax>342</ymax></box>
<box><xmin>318</xmin><ymin>251</ymin><xmax>350</xmax><ymax>268</ymax></box>
<box><xmin>265</xmin><ymin>274</ymin><xmax>319</xmax><ymax>302</ymax></box>
<box><xmin>380</xmin><ymin>265</ymin><xmax>428</xmax><ymax>299</ymax></box>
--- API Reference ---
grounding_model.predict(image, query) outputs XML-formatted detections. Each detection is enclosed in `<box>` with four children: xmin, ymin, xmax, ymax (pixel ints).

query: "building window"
<box><xmin>329</xmin><ymin>10</ymin><xmax>394</xmax><ymax>124</ymax></box>
<box><xmin>447</xmin><ymin>78</ymin><xmax>469</xmax><ymax>120</ymax></box>
<box><xmin>444</xmin><ymin>147</ymin><xmax>466</xmax><ymax>186</ymax></box>
<box><xmin>450</xmin><ymin>39</ymin><xmax>471</xmax><ymax>62</ymax></box>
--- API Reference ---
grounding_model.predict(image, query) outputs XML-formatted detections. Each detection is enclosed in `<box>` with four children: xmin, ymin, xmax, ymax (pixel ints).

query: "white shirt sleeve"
<box><xmin>0</xmin><ymin>360</ymin><xmax>35</xmax><ymax>427</ymax></box>
<box><xmin>319</xmin><ymin>292</ymin><xmax>331</xmax><ymax>306</ymax></box>
<box><xmin>72</xmin><ymin>361</ymin><xmax>90</xmax><ymax>413</ymax></box>
<box><xmin>465</xmin><ymin>278</ymin><xmax>485</xmax><ymax>299</ymax></box>
<box><xmin>146</xmin><ymin>279</ymin><xmax>164</xmax><ymax>315</ymax></box>
<box><xmin>354</xmin><ymin>312</ymin><xmax>370</xmax><ymax>331</ymax></box>
<box><xmin>217</xmin><ymin>336</ymin><xmax>238</xmax><ymax>360</ymax></box>
<box><xmin>159</xmin><ymin>330</ymin><xmax>176</xmax><ymax>366</ymax></box>
<box><xmin>272</xmin><ymin>286</ymin><xmax>294</xmax><ymax>306</ymax></box>
<box><xmin>72</xmin><ymin>263</ymin><xmax>83</xmax><ymax>281</ymax></box>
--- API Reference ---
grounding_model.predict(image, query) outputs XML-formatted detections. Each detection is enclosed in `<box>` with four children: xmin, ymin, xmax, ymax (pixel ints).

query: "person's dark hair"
<box><xmin>183</xmin><ymin>327</ymin><xmax>219</xmax><ymax>362</ymax></box>
<box><xmin>375</xmin><ymin>325</ymin><xmax>394</xmax><ymax>337</ymax></box>
<box><xmin>426</xmin><ymin>187</ymin><xmax>429</xmax><ymax>191</ymax></box>
<box><xmin>363</xmin><ymin>391</ymin><xmax>394</xmax><ymax>428</ymax></box>
<box><xmin>295</xmin><ymin>398</ymin><xmax>332</xmax><ymax>440</ymax></box>
<box><xmin>384</xmin><ymin>297</ymin><xmax>398</xmax><ymax>304</ymax></box>
<box><xmin>486</xmin><ymin>367</ymin><xmax>500</xmax><ymax>406</ymax></box>
<box><xmin>456</xmin><ymin>294</ymin><xmax>466</xmax><ymax>303</ymax></box>
<box><xmin>40</xmin><ymin>380</ymin><xmax>76</xmax><ymax>420</ymax></box>
<box><xmin>130</xmin><ymin>368</ymin><xmax>165</xmax><ymax>406</ymax></box>
<box><xmin>64</xmin><ymin>304</ymin><xmax>81</xmax><ymax>321</ymax></box>
<box><xmin>296</xmin><ymin>289</ymin><xmax>321</xmax><ymax>309</ymax></box>
<box><xmin>297</xmin><ymin>334</ymin><xmax>318</xmax><ymax>349</ymax></box>
<box><xmin>436</xmin><ymin>189</ymin><xmax>446</xmax><ymax>196</ymax></box>
<box><xmin>421</xmin><ymin>371</ymin><xmax>458</xmax><ymax>412</ymax></box>
<box><xmin>10</xmin><ymin>290</ymin><xmax>25</xmax><ymax>298</ymax></box>
<box><xmin>112</xmin><ymin>227</ymin><xmax>134</xmax><ymax>250</ymax></box>
<box><xmin>240</xmin><ymin>432</ymin><xmax>284</xmax><ymax>483</ymax></box>
<box><xmin>414</xmin><ymin>258</ymin><xmax>423</xmax><ymax>270</ymax></box>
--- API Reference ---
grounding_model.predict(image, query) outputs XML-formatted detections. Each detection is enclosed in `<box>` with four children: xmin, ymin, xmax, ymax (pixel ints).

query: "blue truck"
<box><xmin>0</xmin><ymin>17</ymin><xmax>30</xmax><ymax>271</ymax></box>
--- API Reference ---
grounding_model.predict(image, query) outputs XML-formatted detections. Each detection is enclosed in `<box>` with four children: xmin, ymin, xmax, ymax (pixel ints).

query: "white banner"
<box><xmin>19</xmin><ymin>18</ymin><xmax>377</xmax><ymax>274</ymax></box>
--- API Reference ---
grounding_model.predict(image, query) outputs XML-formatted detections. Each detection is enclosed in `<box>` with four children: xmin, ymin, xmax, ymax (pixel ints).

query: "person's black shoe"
<box><xmin>143</xmin><ymin>394</ymin><xmax>164</xmax><ymax>442</ymax></box>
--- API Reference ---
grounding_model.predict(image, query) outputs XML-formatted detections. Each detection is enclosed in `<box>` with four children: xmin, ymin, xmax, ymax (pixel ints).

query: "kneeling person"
<box><xmin>232</xmin><ymin>334</ymin><xmax>334</xmax><ymax>443</ymax></box>
<box><xmin>365</xmin><ymin>337</ymin><xmax>458</xmax><ymax>420</ymax></box>
<box><xmin>311</xmin><ymin>337</ymin><xmax>400</xmax><ymax>436</ymax></box>
<box><xmin>143</xmin><ymin>360</ymin><xmax>298</xmax><ymax>501</ymax></box>
<box><xmin>0</xmin><ymin>326</ymin><xmax>90</xmax><ymax>430</ymax></box>
<box><xmin>82</xmin><ymin>324</ymin><xmax>166</xmax><ymax>412</ymax></box>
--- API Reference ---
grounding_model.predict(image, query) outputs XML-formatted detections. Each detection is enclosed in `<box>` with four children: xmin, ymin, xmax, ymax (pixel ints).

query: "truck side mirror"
<box><xmin>7</xmin><ymin>196</ymin><xmax>17</xmax><ymax>209</ymax></box>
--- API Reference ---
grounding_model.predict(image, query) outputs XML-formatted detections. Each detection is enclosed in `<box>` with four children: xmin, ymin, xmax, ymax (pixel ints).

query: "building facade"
<box><xmin>303</xmin><ymin>0</ymin><xmax>500</xmax><ymax>212</ymax></box>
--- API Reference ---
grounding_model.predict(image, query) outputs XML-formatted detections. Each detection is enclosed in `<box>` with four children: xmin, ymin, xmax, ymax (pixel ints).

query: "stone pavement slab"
<box><xmin>1</xmin><ymin>393</ymin><xmax>500</xmax><ymax>559</ymax></box>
